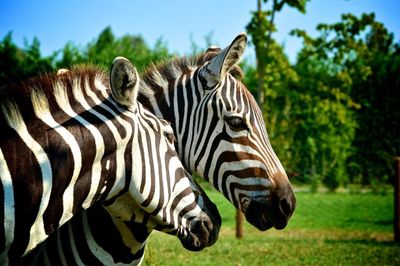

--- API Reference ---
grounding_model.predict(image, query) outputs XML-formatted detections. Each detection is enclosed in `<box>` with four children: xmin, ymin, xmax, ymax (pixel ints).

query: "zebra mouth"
<box><xmin>180</xmin><ymin>215</ymin><xmax>217</xmax><ymax>251</ymax></box>
<box><xmin>242</xmin><ymin>200</ymin><xmax>273</xmax><ymax>231</ymax></box>
<box><xmin>245</xmin><ymin>211</ymin><xmax>273</xmax><ymax>231</ymax></box>
<box><xmin>242</xmin><ymin>198</ymin><xmax>290</xmax><ymax>231</ymax></box>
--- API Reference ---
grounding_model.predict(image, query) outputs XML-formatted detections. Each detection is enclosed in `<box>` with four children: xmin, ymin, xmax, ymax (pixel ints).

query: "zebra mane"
<box><xmin>0</xmin><ymin>65</ymin><xmax>109</xmax><ymax>124</ymax></box>
<box><xmin>140</xmin><ymin>49</ymin><xmax>243</xmax><ymax>96</ymax></box>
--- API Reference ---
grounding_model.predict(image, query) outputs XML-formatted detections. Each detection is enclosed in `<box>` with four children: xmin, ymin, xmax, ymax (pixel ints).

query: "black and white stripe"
<box><xmin>0</xmin><ymin>58</ymin><xmax>219</xmax><ymax>265</ymax></box>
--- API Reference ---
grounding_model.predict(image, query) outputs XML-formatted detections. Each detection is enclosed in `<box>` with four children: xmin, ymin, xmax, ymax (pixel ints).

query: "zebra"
<box><xmin>21</xmin><ymin>33</ymin><xmax>296</xmax><ymax>264</ymax></box>
<box><xmin>138</xmin><ymin>33</ymin><xmax>296</xmax><ymax>231</ymax></box>
<box><xmin>0</xmin><ymin>57</ymin><xmax>220</xmax><ymax>264</ymax></box>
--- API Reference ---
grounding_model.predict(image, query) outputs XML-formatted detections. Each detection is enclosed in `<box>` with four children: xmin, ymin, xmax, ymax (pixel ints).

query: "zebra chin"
<box><xmin>179</xmin><ymin>214</ymin><xmax>220</xmax><ymax>251</ymax></box>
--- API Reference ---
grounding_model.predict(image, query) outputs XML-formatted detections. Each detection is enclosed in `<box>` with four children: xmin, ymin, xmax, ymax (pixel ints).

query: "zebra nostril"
<box><xmin>280</xmin><ymin>198</ymin><xmax>291</xmax><ymax>216</ymax></box>
<box><xmin>180</xmin><ymin>217</ymin><xmax>215</xmax><ymax>251</ymax></box>
<box><xmin>194</xmin><ymin>219</ymin><xmax>211</xmax><ymax>241</ymax></box>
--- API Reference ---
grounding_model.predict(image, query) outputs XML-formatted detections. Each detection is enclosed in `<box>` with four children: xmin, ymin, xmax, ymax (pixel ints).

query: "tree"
<box><xmin>84</xmin><ymin>27</ymin><xmax>171</xmax><ymax>70</ymax></box>
<box><xmin>0</xmin><ymin>27</ymin><xmax>172</xmax><ymax>90</ymax></box>
<box><xmin>291</xmin><ymin>13</ymin><xmax>400</xmax><ymax>188</ymax></box>
<box><xmin>55</xmin><ymin>42</ymin><xmax>85</xmax><ymax>69</ymax></box>
<box><xmin>236</xmin><ymin>0</ymin><xmax>308</xmax><ymax>238</ymax></box>
<box><xmin>246</xmin><ymin>0</ymin><xmax>308</xmax><ymax>106</ymax></box>
<box><xmin>0</xmin><ymin>32</ymin><xmax>54</xmax><ymax>90</ymax></box>
<box><xmin>54</xmin><ymin>27</ymin><xmax>171</xmax><ymax>71</ymax></box>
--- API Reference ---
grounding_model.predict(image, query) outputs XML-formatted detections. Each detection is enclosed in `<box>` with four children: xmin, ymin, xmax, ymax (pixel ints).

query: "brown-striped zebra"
<box><xmin>138</xmin><ymin>33</ymin><xmax>296</xmax><ymax>230</ymax></box>
<box><xmin>0</xmin><ymin>57</ymin><xmax>220</xmax><ymax>265</ymax></box>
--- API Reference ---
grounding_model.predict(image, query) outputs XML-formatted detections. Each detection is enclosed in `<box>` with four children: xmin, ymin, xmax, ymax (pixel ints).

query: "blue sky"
<box><xmin>1</xmin><ymin>0</ymin><xmax>399</xmax><ymax>62</ymax></box>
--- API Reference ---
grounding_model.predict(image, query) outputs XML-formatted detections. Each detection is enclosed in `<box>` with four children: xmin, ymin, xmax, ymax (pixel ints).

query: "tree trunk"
<box><xmin>256</xmin><ymin>0</ymin><xmax>265</xmax><ymax>106</ymax></box>
<box><xmin>236</xmin><ymin>210</ymin><xmax>244</xmax><ymax>239</ymax></box>
<box><xmin>395</xmin><ymin>157</ymin><xmax>400</xmax><ymax>242</ymax></box>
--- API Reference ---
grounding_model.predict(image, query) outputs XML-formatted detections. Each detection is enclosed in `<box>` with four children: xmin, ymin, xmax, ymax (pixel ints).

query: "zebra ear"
<box><xmin>57</xmin><ymin>68</ymin><xmax>70</xmax><ymax>75</ymax></box>
<box><xmin>200</xmin><ymin>33</ymin><xmax>247</xmax><ymax>88</ymax></box>
<box><xmin>110</xmin><ymin>57</ymin><xmax>139</xmax><ymax>110</ymax></box>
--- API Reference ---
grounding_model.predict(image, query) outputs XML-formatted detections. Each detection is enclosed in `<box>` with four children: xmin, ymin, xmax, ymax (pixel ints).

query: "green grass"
<box><xmin>142</xmin><ymin>188</ymin><xmax>400</xmax><ymax>265</ymax></box>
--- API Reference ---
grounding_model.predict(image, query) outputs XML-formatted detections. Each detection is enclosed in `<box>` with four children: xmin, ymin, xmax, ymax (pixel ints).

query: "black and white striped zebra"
<box><xmin>0</xmin><ymin>57</ymin><xmax>220</xmax><ymax>264</ymax></box>
<box><xmin>138</xmin><ymin>33</ymin><xmax>296</xmax><ymax>231</ymax></box>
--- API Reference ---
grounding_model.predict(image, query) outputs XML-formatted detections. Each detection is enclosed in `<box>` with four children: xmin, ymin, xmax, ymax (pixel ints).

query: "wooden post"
<box><xmin>236</xmin><ymin>210</ymin><xmax>244</xmax><ymax>239</ymax></box>
<box><xmin>395</xmin><ymin>157</ymin><xmax>400</xmax><ymax>242</ymax></box>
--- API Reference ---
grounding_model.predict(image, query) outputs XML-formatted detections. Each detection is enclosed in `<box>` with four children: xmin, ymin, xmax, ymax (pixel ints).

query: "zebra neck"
<box><xmin>0</xmin><ymin>82</ymin><xmax>136</xmax><ymax>257</ymax></box>
<box><xmin>82</xmin><ymin>206</ymin><xmax>149</xmax><ymax>264</ymax></box>
<box><xmin>139</xmin><ymin>70</ymin><xmax>203</xmax><ymax>166</ymax></box>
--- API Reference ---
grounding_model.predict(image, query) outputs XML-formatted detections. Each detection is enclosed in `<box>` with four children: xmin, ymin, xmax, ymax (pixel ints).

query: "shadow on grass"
<box><xmin>345</xmin><ymin>218</ymin><xmax>393</xmax><ymax>227</ymax></box>
<box><xmin>324</xmin><ymin>238</ymin><xmax>399</xmax><ymax>247</ymax></box>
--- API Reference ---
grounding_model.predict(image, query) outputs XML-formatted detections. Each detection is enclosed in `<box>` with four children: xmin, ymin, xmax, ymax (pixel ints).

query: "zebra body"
<box><xmin>0</xmin><ymin>58</ymin><xmax>220</xmax><ymax>264</ymax></box>
<box><xmin>26</xmin><ymin>177</ymin><xmax>215</xmax><ymax>266</ymax></box>
<box><xmin>27</xmin><ymin>204</ymin><xmax>149</xmax><ymax>265</ymax></box>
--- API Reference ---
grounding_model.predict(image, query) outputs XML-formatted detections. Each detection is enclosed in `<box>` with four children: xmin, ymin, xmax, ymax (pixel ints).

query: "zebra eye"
<box><xmin>224</xmin><ymin>116</ymin><xmax>248</xmax><ymax>131</ymax></box>
<box><xmin>158</xmin><ymin>119</ymin><xmax>176</xmax><ymax>143</ymax></box>
<box><xmin>165</xmin><ymin>132</ymin><xmax>176</xmax><ymax>144</ymax></box>
<box><xmin>164</xmin><ymin>129</ymin><xmax>176</xmax><ymax>144</ymax></box>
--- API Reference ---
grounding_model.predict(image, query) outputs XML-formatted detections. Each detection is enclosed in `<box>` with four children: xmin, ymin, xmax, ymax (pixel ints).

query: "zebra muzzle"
<box><xmin>244</xmin><ymin>188</ymin><xmax>296</xmax><ymax>231</ymax></box>
<box><xmin>180</xmin><ymin>215</ymin><xmax>217</xmax><ymax>251</ymax></box>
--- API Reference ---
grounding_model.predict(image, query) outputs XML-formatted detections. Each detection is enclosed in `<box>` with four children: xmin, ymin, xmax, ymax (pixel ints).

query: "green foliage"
<box><xmin>55</xmin><ymin>42</ymin><xmax>85</xmax><ymax>68</ymax></box>
<box><xmin>290</xmin><ymin>13</ymin><xmax>400</xmax><ymax>186</ymax></box>
<box><xmin>244</xmin><ymin>11</ymin><xmax>400</xmax><ymax>190</ymax></box>
<box><xmin>58</xmin><ymin>26</ymin><xmax>171</xmax><ymax>70</ymax></box>
<box><xmin>0</xmin><ymin>27</ymin><xmax>171</xmax><ymax>90</ymax></box>
<box><xmin>0</xmin><ymin>32</ymin><xmax>53</xmax><ymax>89</ymax></box>
<box><xmin>286</xmin><ymin>54</ymin><xmax>358</xmax><ymax>189</ymax></box>
<box><xmin>246</xmin><ymin>0</ymin><xmax>309</xmax><ymax>104</ymax></box>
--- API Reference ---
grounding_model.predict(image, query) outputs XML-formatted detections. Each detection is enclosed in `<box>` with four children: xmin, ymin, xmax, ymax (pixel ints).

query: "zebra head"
<box><xmin>139</xmin><ymin>34</ymin><xmax>295</xmax><ymax>231</ymax></box>
<box><xmin>197</xmin><ymin>34</ymin><xmax>296</xmax><ymax>230</ymax></box>
<box><xmin>108</xmin><ymin>57</ymin><xmax>220</xmax><ymax>251</ymax></box>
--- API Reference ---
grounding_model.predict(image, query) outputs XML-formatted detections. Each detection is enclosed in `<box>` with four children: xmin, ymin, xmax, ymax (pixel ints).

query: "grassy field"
<box><xmin>142</xmin><ymin>186</ymin><xmax>399</xmax><ymax>265</ymax></box>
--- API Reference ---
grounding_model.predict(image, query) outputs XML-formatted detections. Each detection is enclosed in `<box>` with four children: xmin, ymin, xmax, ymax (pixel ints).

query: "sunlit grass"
<box><xmin>142</xmin><ymin>188</ymin><xmax>399</xmax><ymax>265</ymax></box>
